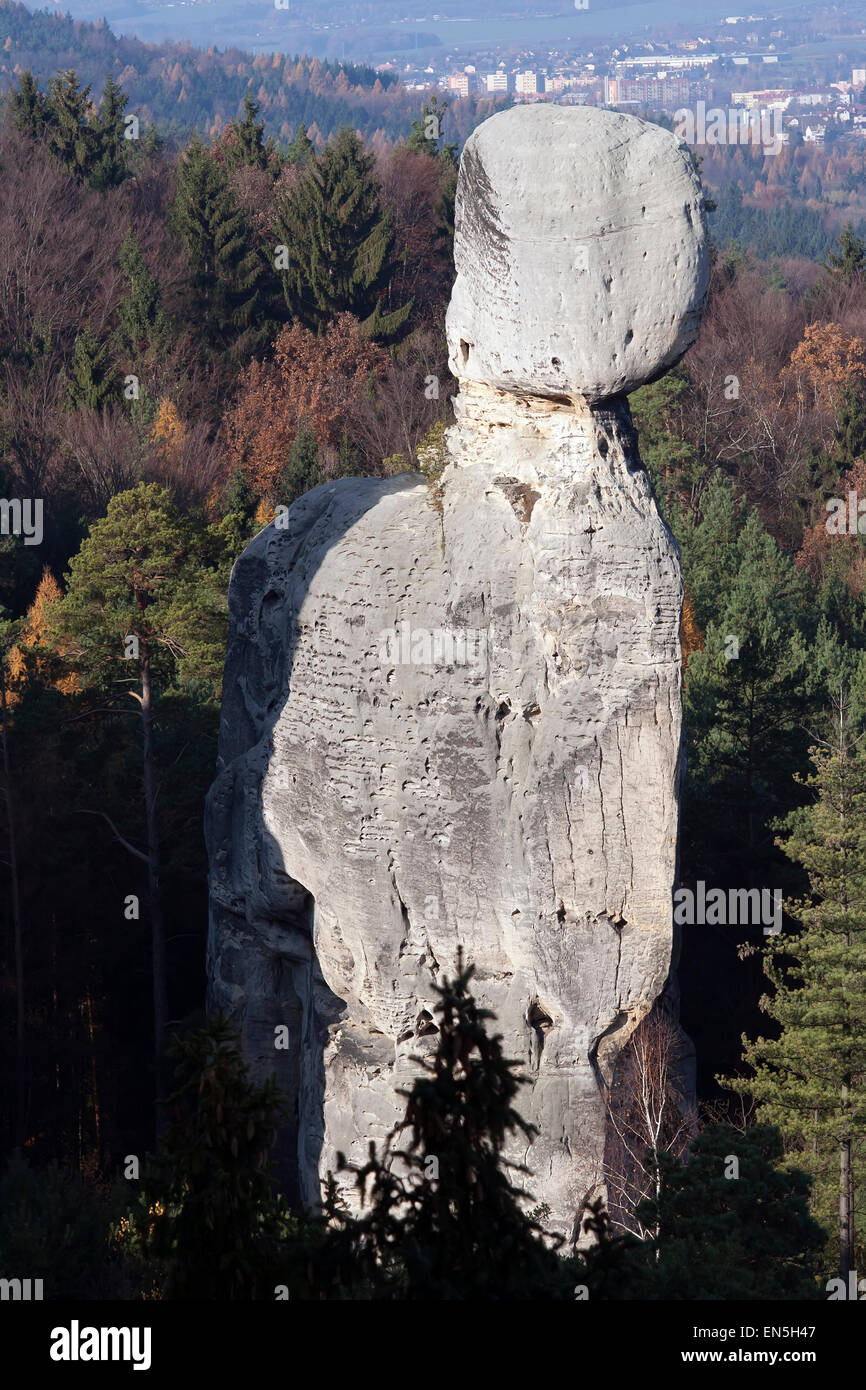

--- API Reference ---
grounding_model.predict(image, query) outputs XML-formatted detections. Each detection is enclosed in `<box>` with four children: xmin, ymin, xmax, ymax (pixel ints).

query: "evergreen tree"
<box><xmin>8</xmin><ymin>69</ymin><xmax>48</xmax><ymax>138</ymax></box>
<box><xmin>65</xmin><ymin>323</ymin><xmax>116</xmax><ymax>412</ymax></box>
<box><xmin>407</xmin><ymin>94</ymin><xmax>457</xmax><ymax>164</ymax></box>
<box><xmin>43</xmin><ymin>69</ymin><xmax>97</xmax><ymax>182</ymax></box>
<box><xmin>134</xmin><ymin>1017</ymin><xmax>295</xmax><ymax>1299</ymax></box>
<box><xmin>274</xmin><ymin>417</ymin><xmax>320</xmax><ymax>506</ymax></box>
<box><xmin>723</xmin><ymin>694</ymin><xmax>866</xmax><ymax>1279</ymax></box>
<box><xmin>833</xmin><ymin>378</ymin><xmax>866</xmax><ymax>469</ymax></box>
<box><xmin>641</xmin><ymin>1125</ymin><xmax>824</xmax><ymax>1299</ymax></box>
<box><xmin>316</xmin><ymin>956</ymin><xmax>575</xmax><ymax>1299</ymax></box>
<box><xmin>287</xmin><ymin>121</ymin><xmax>315</xmax><ymax>167</ymax></box>
<box><xmin>115</xmin><ymin>232</ymin><xmax>171</xmax><ymax>366</ymax></box>
<box><xmin>681</xmin><ymin>482</ymin><xmax>811</xmax><ymax>881</ymax></box>
<box><xmin>50</xmin><ymin>485</ymin><xmax>229</xmax><ymax>1136</ymax></box>
<box><xmin>225</xmin><ymin>94</ymin><xmax>272</xmax><ymax>172</ymax></box>
<box><xmin>170</xmin><ymin>135</ymin><xmax>265</xmax><ymax>354</ymax></box>
<box><xmin>89</xmin><ymin>75</ymin><xmax>129</xmax><ymax>191</ymax></box>
<box><xmin>824</xmin><ymin>222</ymin><xmax>866</xmax><ymax>284</ymax></box>
<box><xmin>272</xmin><ymin>126</ymin><xmax>412</xmax><ymax>342</ymax></box>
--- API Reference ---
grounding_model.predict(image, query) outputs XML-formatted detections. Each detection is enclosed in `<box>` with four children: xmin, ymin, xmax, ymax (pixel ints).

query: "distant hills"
<box><xmin>0</xmin><ymin>0</ymin><xmax>476</xmax><ymax>145</ymax></box>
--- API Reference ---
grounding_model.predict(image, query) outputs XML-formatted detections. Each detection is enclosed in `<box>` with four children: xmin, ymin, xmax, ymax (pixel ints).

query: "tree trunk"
<box><xmin>140</xmin><ymin>645</ymin><xmax>168</xmax><ymax>1140</ymax></box>
<box><xmin>0</xmin><ymin>660</ymin><xmax>26</xmax><ymax>1148</ymax></box>
<box><xmin>839</xmin><ymin>1128</ymin><xmax>854</xmax><ymax>1282</ymax></box>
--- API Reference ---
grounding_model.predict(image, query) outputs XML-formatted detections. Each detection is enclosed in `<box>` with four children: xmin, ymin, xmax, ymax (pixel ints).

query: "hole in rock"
<box><xmin>416</xmin><ymin>1010</ymin><xmax>438</xmax><ymax>1037</ymax></box>
<box><xmin>624</xmin><ymin>329</ymin><xmax>633</xmax><ymax>345</ymax></box>
<box><xmin>598</xmin><ymin>436</ymin><xmax>609</xmax><ymax>458</ymax></box>
<box><xmin>528</xmin><ymin>1001</ymin><xmax>554</xmax><ymax>1054</ymax></box>
<box><xmin>459</xmin><ymin>339</ymin><xmax>471</xmax><ymax>366</ymax></box>
<box><xmin>556</xmin><ymin>903</ymin><xmax>566</xmax><ymax>924</ymax></box>
<box><xmin>551</xmin><ymin>357</ymin><xmax>562</xmax><ymax>369</ymax></box>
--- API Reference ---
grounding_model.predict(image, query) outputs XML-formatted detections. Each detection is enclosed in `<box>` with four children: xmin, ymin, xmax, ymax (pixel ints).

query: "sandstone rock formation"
<box><xmin>206</xmin><ymin>104</ymin><xmax>709</xmax><ymax>1240</ymax></box>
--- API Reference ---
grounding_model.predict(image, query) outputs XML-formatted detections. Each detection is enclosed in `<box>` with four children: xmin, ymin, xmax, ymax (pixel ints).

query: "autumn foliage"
<box><xmin>223</xmin><ymin>313</ymin><xmax>388</xmax><ymax>496</ymax></box>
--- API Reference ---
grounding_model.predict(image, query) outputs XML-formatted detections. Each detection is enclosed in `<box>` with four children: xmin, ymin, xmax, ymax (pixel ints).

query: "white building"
<box><xmin>485</xmin><ymin>71</ymin><xmax>509</xmax><ymax>93</ymax></box>
<box><xmin>515</xmin><ymin>71</ymin><xmax>538</xmax><ymax>95</ymax></box>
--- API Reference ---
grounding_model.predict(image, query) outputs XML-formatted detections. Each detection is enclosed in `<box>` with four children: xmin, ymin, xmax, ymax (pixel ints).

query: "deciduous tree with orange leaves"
<box><xmin>223</xmin><ymin>313</ymin><xmax>388</xmax><ymax>497</ymax></box>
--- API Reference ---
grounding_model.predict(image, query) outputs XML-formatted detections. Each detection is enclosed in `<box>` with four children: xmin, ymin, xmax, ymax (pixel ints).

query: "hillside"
<box><xmin>0</xmin><ymin>0</ymin><xmax>503</xmax><ymax>146</ymax></box>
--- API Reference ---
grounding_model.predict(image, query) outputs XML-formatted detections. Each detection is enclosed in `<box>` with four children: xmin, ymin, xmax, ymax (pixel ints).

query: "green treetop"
<box><xmin>272</xmin><ymin>126</ymin><xmax>412</xmax><ymax>342</ymax></box>
<box><xmin>170</xmin><ymin>135</ymin><xmax>265</xmax><ymax>354</ymax></box>
<box><xmin>65</xmin><ymin>323</ymin><xmax>116</xmax><ymax>412</ymax></box>
<box><xmin>824</xmin><ymin>222</ymin><xmax>866</xmax><ymax>284</ymax></box>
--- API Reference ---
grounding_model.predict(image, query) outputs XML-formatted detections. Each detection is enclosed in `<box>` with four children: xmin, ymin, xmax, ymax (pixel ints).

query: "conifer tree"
<box><xmin>407</xmin><ymin>94</ymin><xmax>457</xmax><ymax>164</ymax></box>
<box><xmin>135</xmin><ymin>1017</ymin><xmax>294</xmax><ymax>1299</ymax></box>
<box><xmin>9</xmin><ymin>69</ymin><xmax>48</xmax><ymax>138</ymax></box>
<box><xmin>274</xmin><ymin>417</ymin><xmax>320</xmax><ymax>506</ymax></box>
<box><xmin>724</xmin><ymin>691</ymin><xmax>866</xmax><ymax>1280</ymax></box>
<box><xmin>287</xmin><ymin>121</ymin><xmax>315</xmax><ymax>166</ymax></box>
<box><xmin>318</xmin><ymin>956</ymin><xmax>575</xmax><ymax>1299</ymax></box>
<box><xmin>225</xmin><ymin>93</ymin><xmax>272</xmax><ymax>172</ymax></box>
<box><xmin>170</xmin><ymin>135</ymin><xmax>264</xmax><ymax>353</ymax></box>
<box><xmin>50</xmin><ymin>484</ymin><xmax>228</xmax><ymax>1135</ymax></box>
<box><xmin>89</xmin><ymin>75</ymin><xmax>129</xmax><ymax>191</ymax></box>
<box><xmin>833</xmin><ymin>378</ymin><xmax>866</xmax><ymax>469</ymax></box>
<box><xmin>272</xmin><ymin>126</ymin><xmax>411</xmax><ymax>342</ymax></box>
<box><xmin>43</xmin><ymin>69</ymin><xmax>97</xmax><ymax>181</ymax></box>
<box><xmin>115</xmin><ymin>232</ymin><xmax>171</xmax><ymax>366</ymax></box>
<box><xmin>65</xmin><ymin>323</ymin><xmax>116</xmax><ymax>412</ymax></box>
<box><xmin>824</xmin><ymin>222</ymin><xmax>866</xmax><ymax>284</ymax></box>
<box><xmin>640</xmin><ymin>1125</ymin><xmax>824</xmax><ymax>1299</ymax></box>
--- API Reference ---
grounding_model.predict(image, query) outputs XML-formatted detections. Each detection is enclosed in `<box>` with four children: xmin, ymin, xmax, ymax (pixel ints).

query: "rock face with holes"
<box><xmin>206</xmin><ymin>104</ymin><xmax>708</xmax><ymax>1240</ymax></box>
<box><xmin>446</xmin><ymin>104</ymin><xmax>708</xmax><ymax>402</ymax></box>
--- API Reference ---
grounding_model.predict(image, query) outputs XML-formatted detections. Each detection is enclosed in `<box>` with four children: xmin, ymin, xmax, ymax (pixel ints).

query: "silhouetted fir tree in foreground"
<box><xmin>314</xmin><ymin>956</ymin><xmax>577</xmax><ymax>1299</ymax></box>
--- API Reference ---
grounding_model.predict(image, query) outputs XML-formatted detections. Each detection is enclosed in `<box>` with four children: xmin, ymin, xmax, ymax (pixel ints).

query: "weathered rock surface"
<box><xmin>206</xmin><ymin>104</ymin><xmax>706</xmax><ymax>1239</ymax></box>
<box><xmin>446</xmin><ymin>105</ymin><xmax>709</xmax><ymax>401</ymax></box>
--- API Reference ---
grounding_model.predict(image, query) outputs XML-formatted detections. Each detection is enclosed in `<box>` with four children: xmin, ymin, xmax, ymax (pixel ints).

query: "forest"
<box><xmin>0</xmin><ymin>39</ymin><xmax>864</xmax><ymax>1302</ymax></box>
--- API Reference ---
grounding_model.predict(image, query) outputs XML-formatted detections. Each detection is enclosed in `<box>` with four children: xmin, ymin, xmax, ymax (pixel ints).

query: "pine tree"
<box><xmin>170</xmin><ymin>135</ymin><xmax>265</xmax><ymax>353</ymax></box>
<box><xmin>317</xmin><ymin>955</ymin><xmax>575</xmax><ymax>1299</ymax></box>
<box><xmin>50</xmin><ymin>484</ymin><xmax>229</xmax><ymax>1137</ymax></box>
<box><xmin>723</xmin><ymin>692</ymin><xmax>866</xmax><ymax>1280</ymax></box>
<box><xmin>89</xmin><ymin>75</ymin><xmax>129</xmax><ymax>191</ymax></box>
<box><xmin>65</xmin><ymin>323</ymin><xmax>116</xmax><ymax>412</ymax></box>
<box><xmin>134</xmin><ymin>1016</ymin><xmax>295</xmax><ymax>1299</ymax></box>
<box><xmin>272</xmin><ymin>126</ymin><xmax>412</xmax><ymax>342</ymax></box>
